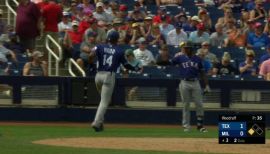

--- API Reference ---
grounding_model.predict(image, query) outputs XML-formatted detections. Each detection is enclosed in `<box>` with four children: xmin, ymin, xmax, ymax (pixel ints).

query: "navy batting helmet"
<box><xmin>107</xmin><ymin>31</ymin><xmax>119</xmax><ymax>43</ymax></box>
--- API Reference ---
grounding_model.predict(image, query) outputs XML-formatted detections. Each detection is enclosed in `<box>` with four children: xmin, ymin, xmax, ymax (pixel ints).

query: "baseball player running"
<box><xmin>89</xmin><ymin>31</ymin><xmax>138</xmax><ymax>132</ymax></box>
<box><xmin>172</xmin><ymin>42</ymin><xmax>210</xmax><ymax>132</ymax></box>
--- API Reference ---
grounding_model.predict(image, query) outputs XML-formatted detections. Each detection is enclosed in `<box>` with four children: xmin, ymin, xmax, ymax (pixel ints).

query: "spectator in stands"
<box><xmin>16</xmin><ymin>0</ymin><xmax>41</xmax><ymax>54</ymax></box>
<box><xmin>153</xmin><ymin>7</ymin><xmax>171</xmax><ymax>24</ymax></box>
<box><xmin>189</xmin><ymin>23</ymin><xmax>210</xmax><ymax>45</ymax></box>
<box><xmin>240</xmin><ymin>10</ymin><xmax>254</xmax><ymax>35</ymax></box>
<box><xmin>197</xmin><ymin>41</ymin><xmax>218</xmax><ymax>65</ymax></box>
<box><xmin>76</xmin><ymin>31</ymin><xmax>97</xmax><ymax>70</ymax></box>
<box><xmin>93</xmin><ymin>2</ymin><xmax>113</xmax><ymax>23</ymax></box>
<box><xmin>124</xmin><ymin>48</ymin><xmax>143</xmax><ymax>101</ymax></box>
<box><xmin>156</xmin><ymin>45</ymin><xmax>172</xmax><ymax>66</ymax></box>
<box><xmin>245</xmin><ymin>0</ymin><xmax>256</xmax><ymax>11</ymax></box>
<box><xmin>247</xmin><ymin>22</ymin><xmax>270</xmax><ymax>48</ymax></box>
<box><xmin>70</xmin><ymin>1</ymin><xmax>78</xmax><ymax>16</ymax></box>
<box><xmin>128</xmin><ymin>2</ymin><xmax>146</xmax><ymax>23</ymax></box>
<box><xmin>218</xmin><ymin>0</ymin><xmax>243</xmax><ymax>13</ymax></box>
<box><xmin>81</xmin><ymin>0</ymin><xmax>95</xmax><ymax>14</ymax></box>
<box><xmin>84</xmin><ymin>18</ymin><xmax>107</xmax><ymax>44</ymax></box>
<box><xmin>129</xmin><ymin>23</ymin><xmax>144</xmax><ymax>45</ymax></box>
<box><xmin>0</xmin><ymin>34</ymin><xmax>17</xmax><ymax>64</ymax></box>
<box><xmin>224</xmin><ymin>28</ymin><xmax>246</xmax><ymax>47</ymax></box>
<box><xmin>141</xmin><ymin>16</ymin><xmax>153</xmax><ymax>38</ymax></box>
<box><xmin>213</xmin><ymin>52</ymin><xmax>238</xmax><ymax>75</ymax></box>
<box><xmin>133</xmin><ymin>37</ymin><xmax>155</xmax><ymax>66</ymax></box>
<box><xmin>259</xmin><ymin>44</ymin><xmax>270</xmax><ymax>65</ymax></box>
<box><xmin>72</xmin><ymin>4</ymin><xmax>84</xmax><ymax>21</ymax></box>
<box><xmin>107</xmin><ymin>18</ymin><xmax>127</xmax><ymax>44</ymax></box>
<box><xmin>124</xmin><ymin>49</ymin><xmax>143</xmax><ymax>72</ymax></box>
<box><xmin>159</xmin><ymin>15</ymin><xmax>174</xmax><ymax>42</ymax></box>
<box><xmin>174</xmin><ymin>12</ymin><xmax>189</xmax><ymax>27</ymax></box>
<box><xmin>264</xmin><ymin>18</ymin><xmax>270</xmax><ymax>35</ymax></box>
<box><xmin>198</xmin><ymin>8</ymin><xmax>212</xmax><ymax>32</ymax></box>
<box><xmin>118</xmin><ymin>4</ymin><xmax>128</xmax><ymax>19</ymax></box>
<box><xmin>59</xmin><ymin>0</ymin><xmax>71</xmax><ymax>11</ymax></box>
<box><xmin>63</xmin><ymin>20</ymin><xmax>83</xmax><ymax>60</ymax></box>
<box><xmin>167</xmin><ymin>22</ymin><xmax>188</xmax><ymax>46</ymax></box>
<box><xmin>249</xmin><ymin>0</ymin><xmax>267</xmax><ymax>22</ymax></box>
<box><xmin>78</xmin><ymin>12</ymin><xmax>94</xmax><ymax>34</ymax></box>
<box><xmin>42</xmin><ymin>0</ymin><xmax>62</xmax><ymax>33</ymax></box>
<box><xmin>0</xmin><ymin>9</ymin><xmax>7</xmax><ymax>36</ymax></box>
<box><xmin>210</xmin><ymin>23</ymin><xmax>227</xmax><ymax>47</ymax></box>
<box><xmin>183</xmin><ymin>16</ymin><xmax>201</xmax><ymax>34</ymax></box>
<box><xmin>103</xmin><ymin>0</ymin><xmax>112</xmax><ymax>14</ymax></box>
<box><xmin>239</xmin><ymin>49</ymin><xmax>257</xmax><ymax>76</ymax></box>
<box><xmin>259</xmin><ymin>58</ymin><xmax>270</xmax><ymax>80</ymax></box>
<box><xmin>146</xmin><ymin>23</ymin><xmax>166</xmax><ymax>46</ymax></box>
<box><xmin>4</xmin><ymin>32</ymin><xmax>26</xmax><ymax>54</ymax></box>
<box><xmin>42</xmin><ymin>0</ymin><xmax>62</xmax><ymax>55</ymax></box>
<box><xmin>23</xmin><ymin>51</ymin><xmax>48</xmax><ymax>76</ymax></box>
<box><xmin>58</xmin><ymin>11</ymin><xmax>72</xmax><ymax>39</ymax></box>
<box><xmin>196</xmin><ymin>48</ymin><xmax>212</xmax><ymax>75</ymax></box>
<box><xmin>217</xmin><ymin>8</ymin><xmax>235</xmax><ymax>28</ymax></box>
<box><xmin>223</xmin><ymin>18</ymin><xmax>237</xmax><ymax>33</ymax></box>
<box><xmin>155</xmin><ymin>0</ymin><xmax>182</xmax><ymax>6</ymax></box>
<box><xmin>109</xmin><ymin>1</ymin><xmax>119</xmax><ymax>20</ymax></box>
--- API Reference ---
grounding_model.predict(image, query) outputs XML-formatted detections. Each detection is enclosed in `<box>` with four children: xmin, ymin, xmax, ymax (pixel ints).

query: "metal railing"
<box><xmin>6</xmin><ymin>0</ymin><xmax>18</xmax><ymax>27</ymax></box>
<box><xmin>68</xmin><ymin>58</ymin><xmax>86</xmax><ymax>77</ymax></box>
<box><xmin>45</xmin><ymin>35</ymin><xmax>62</xmax><ymax>76</ymax></box>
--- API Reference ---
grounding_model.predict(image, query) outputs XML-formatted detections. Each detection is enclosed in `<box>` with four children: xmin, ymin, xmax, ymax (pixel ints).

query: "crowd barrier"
<box><xmin>0</xmin><ymin>76</ymin><xmax>270</xmax><ymax>108</ymax></box>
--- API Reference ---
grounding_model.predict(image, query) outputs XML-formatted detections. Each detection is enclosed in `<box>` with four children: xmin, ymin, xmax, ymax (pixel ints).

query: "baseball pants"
<box><xmin>179</xmin><ymin>80</ymin><xmax>204</xmax><ymax>128</ymax></box>
<box><xmin>92</xmin><ymin>71</ymin><xmax>115</xmax><ymax>126</ymax></box>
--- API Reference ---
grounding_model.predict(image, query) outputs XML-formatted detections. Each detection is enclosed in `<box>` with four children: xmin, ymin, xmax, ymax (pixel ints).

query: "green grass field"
<box><xmin>0</xmin><ymin>123</ymin><xmax>268</xmax><ymax>154</ymax></box>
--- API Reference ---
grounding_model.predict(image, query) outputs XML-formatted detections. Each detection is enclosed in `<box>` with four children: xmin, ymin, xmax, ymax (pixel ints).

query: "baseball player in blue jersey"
<box><xmin>172</xmin><ymin>42</ymin><xmax>210</xmax><ymax>132</ymax></box>
<box><xmin>89</xmin><ymin>31</ymin><xmax>138</xmax><ymax>132</ymax></box>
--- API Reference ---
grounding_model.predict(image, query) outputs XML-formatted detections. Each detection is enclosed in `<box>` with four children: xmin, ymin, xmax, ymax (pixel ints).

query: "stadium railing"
<box><xmin>68</xmin><ymin>58</ymin><xmax>86</xmax><ymax>77</ymax></box>
<box><xmin>45</xmin><ymin>34</ymin><xmax>62</xmax><ymax>76</ymax></box>
<box><xmin>5</xmin><ymin>0</ymin><xmax>18</xmax><ymax>27</ymax></box>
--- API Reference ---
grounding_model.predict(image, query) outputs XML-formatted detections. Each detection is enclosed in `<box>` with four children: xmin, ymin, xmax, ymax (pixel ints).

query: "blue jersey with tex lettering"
<box><xmin>94</xmin><ymin>44</ymin><xmax>127</xmax><ymax>72</ymax></box>
<box><xmin>172</xmin><ymin>55</ymin><xmax>204</xmax><ymax>79</ymax></box>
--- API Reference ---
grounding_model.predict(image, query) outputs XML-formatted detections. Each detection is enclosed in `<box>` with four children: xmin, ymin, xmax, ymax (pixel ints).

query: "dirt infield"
<box><xmin>33</xmin><ymin>137</ymin><xmax>270</xmax><ymax>154</ymax></box>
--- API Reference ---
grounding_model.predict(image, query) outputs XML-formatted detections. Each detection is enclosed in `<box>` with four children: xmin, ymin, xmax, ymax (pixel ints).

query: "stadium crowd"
<box><xmin>0</xmin><ymin>0</ymin><xmax>270</xmax><ymax>81</ymax></box>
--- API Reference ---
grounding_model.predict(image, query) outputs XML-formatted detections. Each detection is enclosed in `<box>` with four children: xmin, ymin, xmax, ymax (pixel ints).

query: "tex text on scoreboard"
<box><xmin>219</xmin><ymin>114</ymin><xmax>265</xmax><ymax>144</ymax></box>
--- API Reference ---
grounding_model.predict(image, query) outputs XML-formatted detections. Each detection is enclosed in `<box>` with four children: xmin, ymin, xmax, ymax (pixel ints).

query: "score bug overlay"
<box><xmin>218</xmin><ymin>115</ymin><xmax>265</xmax><ymax>144</ymax></box>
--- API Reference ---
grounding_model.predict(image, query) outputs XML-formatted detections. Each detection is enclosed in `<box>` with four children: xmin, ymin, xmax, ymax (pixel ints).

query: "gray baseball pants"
<box><xmin>179</xmin><ymin>80</ymin><xmax>204</xmax><ymax>129</ymax></box>
<box><xmin>92</xmin><ymin>71</ymin><xmax>115</xmax><ymax>127</ymax></box>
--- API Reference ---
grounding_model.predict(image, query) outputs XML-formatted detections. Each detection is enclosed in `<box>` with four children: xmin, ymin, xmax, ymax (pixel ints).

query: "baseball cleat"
<box><xmin>92</xmin><ymin>124</ymin><xmax>104</xmax><ymax>132</ymax></box>
<box><xmin>183</xmin><ymin>126</ymin><xmax>191</xmax><ymax>132</ymax></box>
<box><xmin>183</xmin><ymin>128</ymin><xmax>191</xmax><ymax>132</ymax></box>
<box><xmin>198</xmin><ymin>127</ymin><xmax>208</xmax><ymax>133</ymax></box>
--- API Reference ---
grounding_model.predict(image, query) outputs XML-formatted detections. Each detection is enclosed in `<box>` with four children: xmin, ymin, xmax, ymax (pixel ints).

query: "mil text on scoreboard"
<box><xmin>218</xmin><ymin>114</ymin><xmax>265</xmax><ymax>144</ymax></box>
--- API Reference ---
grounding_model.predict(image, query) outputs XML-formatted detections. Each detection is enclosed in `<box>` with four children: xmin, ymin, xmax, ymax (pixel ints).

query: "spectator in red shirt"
<box><xmin>153</xmin><ymin>7</ymin><xmax>171</xmax><ymax>24</ymax></box>
<box><xmin>63</xmin><ymin>20</ymin><xmax>83</xmax><ymax>60</ymax></box>
<box><xmin>78</xmin><ymin>12</ymin><xmax>94</xmax><ymax>34</ymax></box>
<box><xmin>16</xmin><ymin>0</ymin><xmax>41</xmax><ymax>53</ymax></box>
<box><xmin>41</xmin><ymin>0</ymin><xmax>62</xmax><ymax>59</ymax></box>
<box><xmin>42</xmin><ymin>0</ymin><xmax>62</xmax><ymax>39</ymax></box>
<box><xmin>36</xmin><ymin>0</ymin><xmax>48</xmax><ymax>12</ymax></box>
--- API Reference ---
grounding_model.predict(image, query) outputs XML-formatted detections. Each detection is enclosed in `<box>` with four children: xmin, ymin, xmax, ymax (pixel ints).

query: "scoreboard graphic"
<box><xmin>219</xmin><ymin>115</ymin><xmax>265</xmax><ymax>144</ymax></box>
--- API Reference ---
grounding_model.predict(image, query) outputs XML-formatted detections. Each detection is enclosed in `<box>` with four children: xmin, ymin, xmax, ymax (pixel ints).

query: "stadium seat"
<box><xmin>143</xmin><ymin>66</ymin><xmax>167</xmax><ymax>78</ymax></box>
<box><xmin>147</xmin><ymin>45</ymin><xmax>159</xmax><ymax>57</ymax></box>
<box><xmin>163</xmin><ymin>66</ymin><xmax>182</xmax><ymax>78</ymax></box>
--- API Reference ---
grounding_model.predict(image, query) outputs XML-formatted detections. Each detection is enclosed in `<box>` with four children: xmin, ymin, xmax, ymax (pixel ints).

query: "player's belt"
<box><xmin>182</xmin><ymin>78</ymin><xmax>198</xmax><ymax>81</ymax></box>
